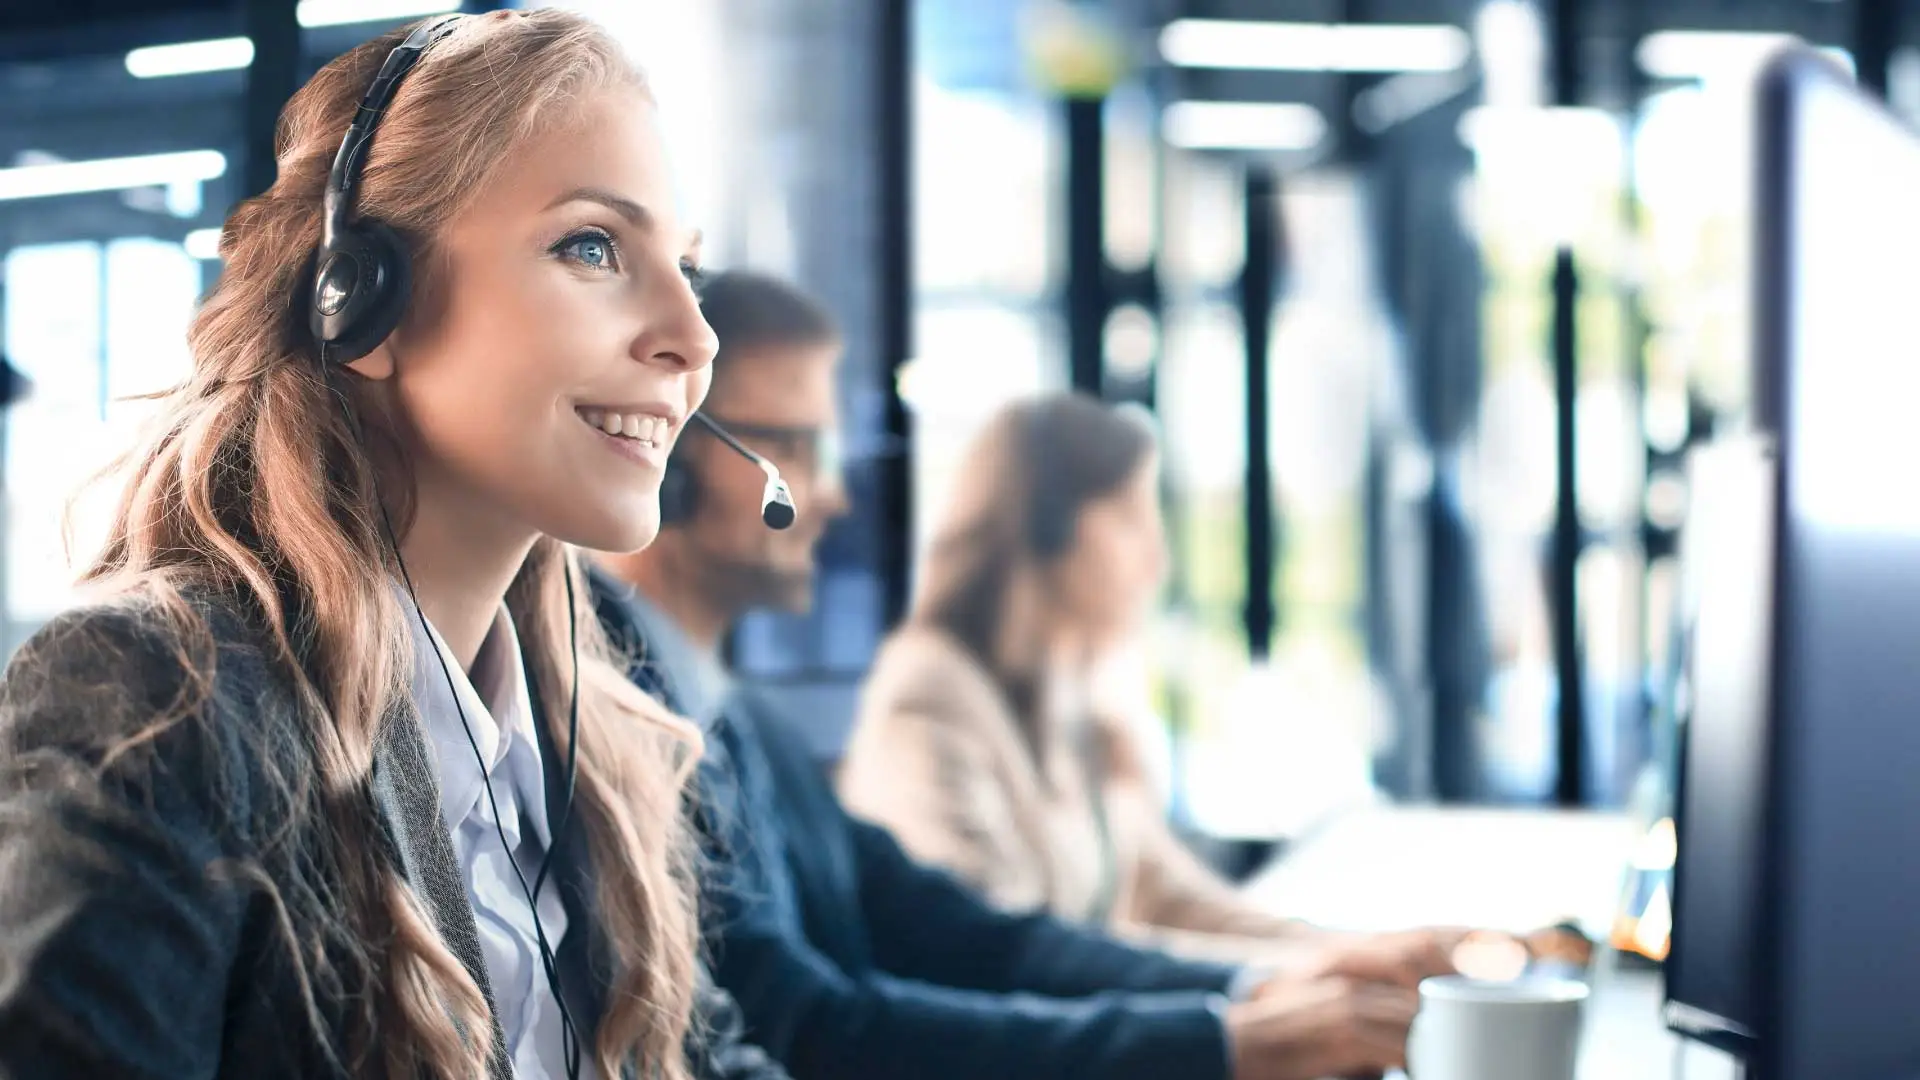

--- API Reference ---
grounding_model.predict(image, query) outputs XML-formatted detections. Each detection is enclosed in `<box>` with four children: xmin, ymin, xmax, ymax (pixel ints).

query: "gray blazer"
<box><xmin>0</xmin><ymin>590</ymin><xmax>783</xmax><ymax>1080</ymax></box>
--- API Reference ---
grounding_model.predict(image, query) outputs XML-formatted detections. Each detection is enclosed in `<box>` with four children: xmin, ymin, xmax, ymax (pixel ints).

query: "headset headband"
<box><xmin>321</xmin><ymin>14</ymin><xmax>466</xmax><ymax>247</ymax></box>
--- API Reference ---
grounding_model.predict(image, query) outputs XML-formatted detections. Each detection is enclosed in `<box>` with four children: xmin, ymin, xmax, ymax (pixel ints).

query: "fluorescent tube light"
<box><xmin>184</xmin><ymin>228</ymin><xmax>223</xmax><ymax>261</ymax></box>
<box><xmin>1160</xmin><ymin>19</ymin><xmax>1472</xmax><ymax>73</ymax></box>
<box><xmin>128</xmin><ymin>1</ymin><xmax>461</xmax><ymax>81</ymax></box>
<box><xmin>1636</xmin><ymin>31</ymin><xmax>1852</xmax><ymax>80</ymax></box>
<box><xmin>1354</xmin><ymin>69</ymin><xmax>1476</xmax><ymax>132</ymax></box>
<box><xmin>126</xmin><ymin>36</ymin><xmax>254</xmax><ymax>78</ymax></box>
<box><xmin>297</xmin><ymin>0</ymin><xmax>461</xmax><ymax>28</ymax></box>
<box><xmin>0</xmin><ymin>151</ymin><xmax>228</xmax><ymax>202</ymax></box>
<box><xmin>1162</xmin><ymin>101</ymin><xmax>1327</xmax><ymax>151</ymax></box>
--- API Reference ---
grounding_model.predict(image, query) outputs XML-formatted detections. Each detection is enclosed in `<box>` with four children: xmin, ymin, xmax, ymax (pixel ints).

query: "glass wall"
<box><xmin>905</xmin><ymin>0</ymin><xmax>1065</xmax><ymax>563</ymax></box>
<box><xmin>0</xmin><ymin>6</ymin><xmax>491</xmax><ymax>656</ymax></box>
<box><xmin>1463</xmin><ymin>105</ymin><xmax>1634</xmax><ymax>801</ymax></box>
<box><xmin>0</xmin><ymin>37</ymin><xmax>241</xmax><ymax>654</ymax></box>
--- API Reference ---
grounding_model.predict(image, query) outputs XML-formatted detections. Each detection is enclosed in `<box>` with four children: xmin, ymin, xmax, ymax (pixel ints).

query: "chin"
<box><xmin>769</xmin><ymin>575</ymin><xmax>815</xmax><ymax>614</ymax></box>
<box><xmin>549</xmin><ymin>503</ymin><xmax>661</xmax><ymax>556</ymax></box>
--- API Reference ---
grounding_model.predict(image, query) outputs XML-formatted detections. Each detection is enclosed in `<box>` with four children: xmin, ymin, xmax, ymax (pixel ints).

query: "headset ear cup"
<box><xmin>311</xmin><ymin>219</ymin><xmax>413</xmax><ymax>365</ymax></box>
<box><xmin>659</xmin><ymin>456</ymin><xmax>697</xmax><ymax>527</ymax></box>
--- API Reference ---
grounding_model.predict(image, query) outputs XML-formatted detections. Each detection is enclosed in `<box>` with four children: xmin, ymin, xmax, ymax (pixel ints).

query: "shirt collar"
<box><xmin>620</xmin><ymin>590</ymin><xmax>733</xmax><ymax>727</ymax></box>
<box><xmin>405</xmin><ymin>597</ymin><xmax>552</xmax><ymax>851</ymax></box>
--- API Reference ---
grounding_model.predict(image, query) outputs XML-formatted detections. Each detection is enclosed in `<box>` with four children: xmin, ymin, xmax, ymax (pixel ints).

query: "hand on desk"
<box><xmin>1226</xmin><ymin>925</ymin><xmax>1578</xmax><ymax>1079</ymax></box>
<box><xmin>1294</xmin><ymin>927</ymin><xmax>1467</xmax><ymax>990</ymax></box>
<box><xmin>1224</xmin><ymin>975</ymin><xmax>1418</xmax><ymax>1080</ymax></box>
<box><xmin>1283</xmin><ymin>926</ymin><xmax>1537</xmax><ymax>989</ymax></box>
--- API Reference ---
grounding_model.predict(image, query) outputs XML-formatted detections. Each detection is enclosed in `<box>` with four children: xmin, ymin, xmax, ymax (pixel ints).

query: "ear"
<box><xmin>345</xmin><ymin>339</ymin><xmax>396</xmax><ymax>380</ymax></box>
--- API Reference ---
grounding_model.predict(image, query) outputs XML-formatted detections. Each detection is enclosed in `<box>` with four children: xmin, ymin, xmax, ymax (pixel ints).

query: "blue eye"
<box><xmin>556</xmin><ymin>229</ymin><xmax>618</xmax><ymax>270</ymax></box>
<box><xmin>680</xmin><ymin>258</ymin><xmax>708</xmax><ymax>293</ymax></box>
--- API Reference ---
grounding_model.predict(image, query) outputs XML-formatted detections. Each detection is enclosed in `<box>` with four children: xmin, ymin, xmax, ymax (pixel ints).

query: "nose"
<box><xmin>634</xmin><ymin>271</ymin><xmax>719</xmax><ymax>372</ymax></box>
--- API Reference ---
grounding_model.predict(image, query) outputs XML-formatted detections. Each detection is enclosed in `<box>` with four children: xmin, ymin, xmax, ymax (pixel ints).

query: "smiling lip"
<box><xmin>575</xmin><ymin>404</ymin><xmax>676</xmax><ymax>469</ymax></box>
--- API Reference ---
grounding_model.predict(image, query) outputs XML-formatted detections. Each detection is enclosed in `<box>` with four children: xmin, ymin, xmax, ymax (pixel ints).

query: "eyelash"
<box><xmin>552</xmin><ymin>227</ymin><xmax>708</xmax><ymax>293</ymax></box>
<box><xmin>553</xmin><ymin>227</ymin><xmax>621</xmax><ymax>272</ymax></box>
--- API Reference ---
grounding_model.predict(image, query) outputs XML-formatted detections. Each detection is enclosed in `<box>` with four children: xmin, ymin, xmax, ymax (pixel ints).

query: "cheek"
<box><xmin>440</xmin><ymin>264</ymin><xmax>624</xmax><ymax>394</ymax></box>
<box><xmin>1062</xmin><ymin>546</ymin><xmax>1120</xmax><ymax>615</ymax></box>
<box><xmin>1095</xmin><ymin>539</ymin><xmax>1160</xmax><ymax>614</ymax></box>
<box><xmin>1141</xmin><ymin>531</ymin><xmax>1170</xmax><ymax>586</ymax></box>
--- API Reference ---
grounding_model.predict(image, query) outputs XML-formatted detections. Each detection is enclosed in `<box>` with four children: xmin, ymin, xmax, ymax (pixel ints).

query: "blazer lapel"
<box><xmin>370</xmin><ymin>694</ymin><xmax>514</xmax><ymax>1080</ymax></box>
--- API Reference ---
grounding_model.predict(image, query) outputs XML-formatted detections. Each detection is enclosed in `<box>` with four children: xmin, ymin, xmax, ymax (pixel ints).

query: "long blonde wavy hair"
<box><xmin>76</xmin><ymin>10</ymin><xmax>702</xmax><ymax>1078</ymax></box>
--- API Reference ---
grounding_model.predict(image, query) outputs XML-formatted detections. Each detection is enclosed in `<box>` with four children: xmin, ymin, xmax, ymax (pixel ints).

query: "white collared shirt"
<box><xmin>409</xmin><ymin>604</ymin><xmax>591</xmax><ymax>1080</ymax></box>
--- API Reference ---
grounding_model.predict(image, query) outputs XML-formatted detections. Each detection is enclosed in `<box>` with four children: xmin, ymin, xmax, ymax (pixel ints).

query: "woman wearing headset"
<box><xmin>0</xmin><ymin>11</ymin><xmax>717</xmax><ymax>1080</ymax></box>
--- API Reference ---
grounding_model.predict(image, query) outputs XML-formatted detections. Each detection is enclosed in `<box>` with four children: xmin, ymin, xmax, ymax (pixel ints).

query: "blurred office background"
<box><xmin>0</xmin><ymin>0</ymin><xmax>1907</xmax><ymax>909</ymax></box>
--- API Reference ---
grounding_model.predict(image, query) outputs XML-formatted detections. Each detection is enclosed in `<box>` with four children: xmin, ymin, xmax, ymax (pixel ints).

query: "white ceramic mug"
<box><xmin>1406</xmin><ymin>975</ymin><xmax>1589</xmax><ymax>1080</ymax></box>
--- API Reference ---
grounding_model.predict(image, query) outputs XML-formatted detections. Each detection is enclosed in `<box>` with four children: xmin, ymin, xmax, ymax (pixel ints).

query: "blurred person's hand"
<box><xmin>1224</xmin><ymin>975</ymin><xmax>1418</xmax><ymax>1080</ymax></box>
<box><xmin>1277</xmin><ymin>926</ymin><xmax>1533</xmax><ymax>989</ymax></box>
<box><xmin>1289</xmin><ymin>927</ymin><xmax>1465</xmax><ymax>990</ymax></box>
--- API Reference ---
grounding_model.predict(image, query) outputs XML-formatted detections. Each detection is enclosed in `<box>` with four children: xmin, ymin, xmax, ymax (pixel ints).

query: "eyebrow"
<box><xmin>546</xmin><ymin>186</ymin><xmax>655</xmax><ymax>230</ymax></box>
<box><xmin>548</xmin><ymin>186</ymin><xmax>704</xmax><ymax>252</ymax></box>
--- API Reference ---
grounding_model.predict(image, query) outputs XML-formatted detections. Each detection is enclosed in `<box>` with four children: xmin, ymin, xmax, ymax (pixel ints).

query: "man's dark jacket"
<box><xmin>591</xmin><ymin>568</ymin><xmax>1238</xmax><ymax>1080</ymax></box>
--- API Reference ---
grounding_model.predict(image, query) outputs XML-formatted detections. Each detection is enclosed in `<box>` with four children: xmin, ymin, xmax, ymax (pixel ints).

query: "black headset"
<box><xmin>307</xmin><ymin>15</ymin><xmax>584</xmax><ymax>1079</ymax></box>
<box><xmin>658</xmin><ymin>447</ymin><xmax>699</xmax><ymax>527</ymax></box>
<box><xmin>308</xmin><ymin>15</ymin><xmax>464</xmax><ymax>366</ymax></box>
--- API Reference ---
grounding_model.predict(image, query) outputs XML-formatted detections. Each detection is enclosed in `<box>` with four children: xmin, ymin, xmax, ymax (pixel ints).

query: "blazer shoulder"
<box><xmin>862</xmin><ymin>625</ymin><xmax>1007</xmax><ymax>724</ymax></box>
<box><xmin>0</xmin><ymin>586</ymin><xmax>303</xmax><ymax>834</ymax></box>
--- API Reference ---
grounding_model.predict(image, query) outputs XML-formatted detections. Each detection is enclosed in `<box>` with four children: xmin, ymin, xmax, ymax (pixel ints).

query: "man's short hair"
<box><xmin>698</xmin><ymin>271</ymin><xmax>839</xmax><ymax>374</ymax></box>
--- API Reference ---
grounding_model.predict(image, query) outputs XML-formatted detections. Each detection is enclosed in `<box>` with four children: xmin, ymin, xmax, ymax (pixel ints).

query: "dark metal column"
<box><xmin>1549</xmin><ymin>250</ymin><xmax>1586</xmax><ymax>806</ymax></box>
<box><xmin>1240</xmin><ymin>166</ymin><xmax>1279</xmax><ymax>660</ymax></box>
<box><xmin>241</xmin><ymin>0</ymin><xmax>301</xmax><ymax>200</ymax></box>
<box><xmin>875</xmin><ymin>0</ymin><xmax>914</xmax><ymax>630</ymax></box>
<box><xmin>1549</xmin><ymin>0</ymin><xmax>1587</xmax><ymax>806</ymax></box>
<box><xmin>1333</xmin><ymin>0</ymin><xmax>1379</xmax><ymax>168</ymax></box>
<box><xmin>1853</xmin><ymin>0</ymin><xmax>1897</xmax><ymax>99</ymax></box>
<box><xmin>1065</xmin><ymin>97</ymin><xmax>1106</xmax><ymax>397</ymax></box>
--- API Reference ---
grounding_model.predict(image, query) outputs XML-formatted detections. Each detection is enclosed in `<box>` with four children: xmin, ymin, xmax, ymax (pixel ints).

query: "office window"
<box><xmin>2</xmin><ymin>236</ymin><xmax>201</xmax><ymax>636</ymax></box>
<box><xmin>4</xmin><ymin>243</ymin><xmax>105</xmax><ymax>627</ymax></box>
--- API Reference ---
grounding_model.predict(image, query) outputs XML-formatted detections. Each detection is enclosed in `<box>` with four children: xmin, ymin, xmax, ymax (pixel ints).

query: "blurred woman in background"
<box><xmin>840</xmin><ymin>392</ymin><xmax>1526</xmax><ymax>981</ymax></box>
<box><xmin>841</xmin><ymin>393</ymin><xmax>1329</xmax><ymax>958</ymax></box>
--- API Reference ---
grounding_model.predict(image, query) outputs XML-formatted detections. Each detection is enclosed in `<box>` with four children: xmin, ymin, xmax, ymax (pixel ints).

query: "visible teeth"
<box><xmin>580</xmin><ymin>407</ymin><xmax>666</xmax><ymax>445</ymax></box>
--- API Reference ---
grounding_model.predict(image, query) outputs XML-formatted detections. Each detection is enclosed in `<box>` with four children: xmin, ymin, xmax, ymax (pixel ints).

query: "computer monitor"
<box><xmin>1664</xmin><ymin>435</ymin><xmax>1774</xmax><ymax>1057</ymax></box>
<box><xmin>1665</xmin><ymin>46</ymin><xmax>1920</xmax><ymax>1079</ymax></box>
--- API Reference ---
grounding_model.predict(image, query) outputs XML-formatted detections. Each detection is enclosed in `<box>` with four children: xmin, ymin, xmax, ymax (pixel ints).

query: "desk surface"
<box><xmin>1571</xmin><ymin>968</ymin><xmax>1737</xmax><ymax>1080</ymax></box>
<box><xmin>1244</xmin><ymin>805</ymin><xmax>1742</xmax><ymax>1080</ymax></box>
<box><xmin>1243</xmin><ymin>805</ymin><xmax>1643</xmax><ymax>938</ymax></box>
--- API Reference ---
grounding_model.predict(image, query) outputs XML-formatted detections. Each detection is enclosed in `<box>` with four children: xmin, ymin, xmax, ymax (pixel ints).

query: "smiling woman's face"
<box><xmin>361</xmin><ymin>88</ymin><xmax>717</xmax><ymax>555</ymax></box>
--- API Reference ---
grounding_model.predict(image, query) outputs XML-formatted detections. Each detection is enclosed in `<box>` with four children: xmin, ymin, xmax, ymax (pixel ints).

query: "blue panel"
<box><xmin>918</xmin><ymin>0</ymin><xmax>1032</xmax><ymax>93</ymax></box>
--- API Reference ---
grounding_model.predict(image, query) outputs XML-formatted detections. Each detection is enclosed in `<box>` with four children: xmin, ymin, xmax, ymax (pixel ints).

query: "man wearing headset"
<box><xmin>592</xmin><ymin>271</ymin><xmax>1457</xmax><ymax>1080</ymax></box>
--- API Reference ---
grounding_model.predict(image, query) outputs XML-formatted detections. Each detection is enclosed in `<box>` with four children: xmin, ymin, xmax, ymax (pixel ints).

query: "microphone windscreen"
<box><xmin>761</xmin><ymin>480</ymin><xmax>797</xmax><ymax>530</ymax></box>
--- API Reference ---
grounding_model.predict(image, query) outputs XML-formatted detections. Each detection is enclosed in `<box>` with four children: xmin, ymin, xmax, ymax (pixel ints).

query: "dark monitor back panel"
<box><xmin>1757</xmin><ymin>49</ymin><xmax>1920</xmax><ymax>1080</ymax></box>
<box><xmin>1665</xmin><ymin>436</ymin><xmax>1775</xmax><ymax>1057</ymax></box>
